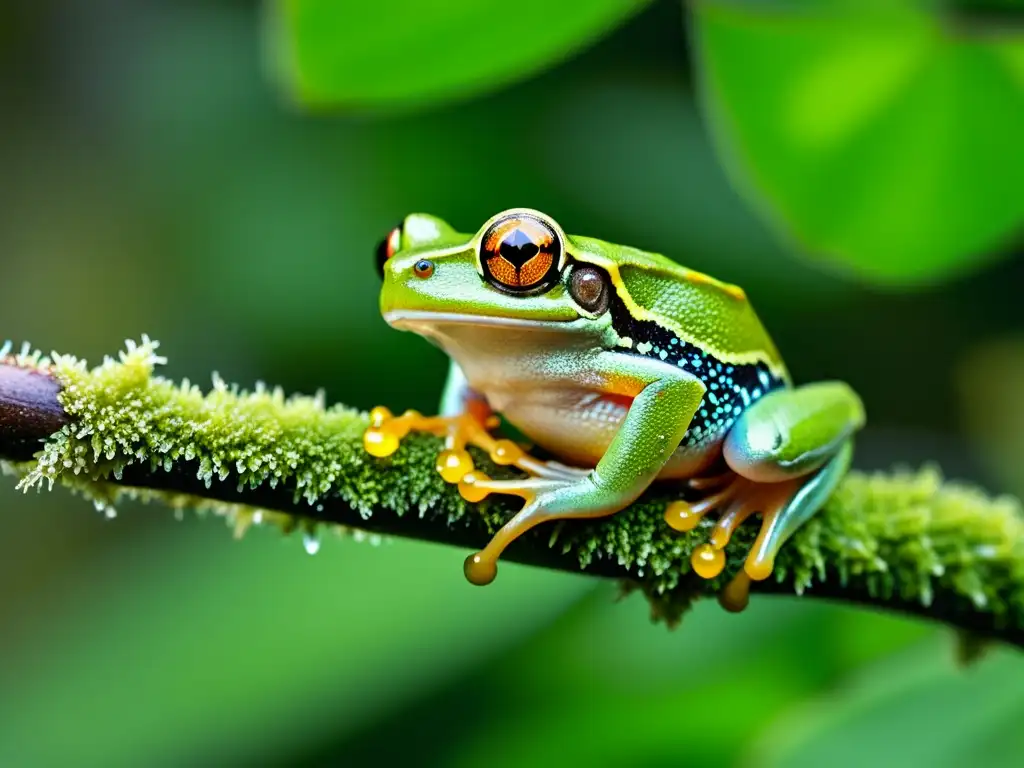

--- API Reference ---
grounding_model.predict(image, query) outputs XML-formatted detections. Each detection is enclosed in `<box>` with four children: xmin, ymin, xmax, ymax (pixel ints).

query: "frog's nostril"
<box><xmin>413</xmin><ymin>259</ymin><xmax>435</xmax><ymax>279</ymax></box>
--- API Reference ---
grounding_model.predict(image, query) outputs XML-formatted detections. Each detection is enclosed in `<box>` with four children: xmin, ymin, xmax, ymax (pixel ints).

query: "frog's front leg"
<box><xmin>670</xmin><ymin>381</ymin><xmax>864</xmax><ymax>610</ymax></box>
<box><xmin>366</xmin><ymin>355</ymin><xmax>704</xmax><ymax>585</ymax></box>
<box><xmin>364</xmin><ymin>360</ymin><xmax>587</xmax><ymax>484</ymax></box>
<box><xmin>458</xmin><ymin>356</ymin><xmax>705</xmax><ymax>585</ymax></box>
<box><xmin>438</xmin><ymin>360</ymin><xmax>489</xmax><ymax>420</ymax></box>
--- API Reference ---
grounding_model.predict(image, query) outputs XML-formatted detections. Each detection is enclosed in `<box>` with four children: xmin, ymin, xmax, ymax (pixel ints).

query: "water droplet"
<box><xmin>303</xmin><ymin>533</ymin><xmax>320</xmax><ymax>555</ymax></box>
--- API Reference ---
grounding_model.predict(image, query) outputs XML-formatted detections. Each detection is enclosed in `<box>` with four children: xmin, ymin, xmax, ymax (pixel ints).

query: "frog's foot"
<box><xmin>712</xmin><ymin>479</ymin><xmax>806</xmax><ymax>613</ymax></box>
<box><xmin>666</xmin><ymin>475</ymin><xmax>739</xmax><ymax>531</ymax></box>
<box><xmin>454</xmin><ymin>473</ymin><xmax>577</xmax><ymax>585</ymax></box>
<box><xmin>362</xmin><ymin>406</ymin><xmax>588</xmax><ymax>483</ymax></box>
<box><xmin>671</xmin><ymin>442</ymin><xmax>854</xmax><ymax>612</ymax></box>
<box><xmin>668</xmin><ymin>475</ymin><xmax>804</xmax><ymax>579</ymax></box>
<box><xmin>364</xmin><ymin>406</ymin><xmax>600</xmax><ymax>586</ymax></box>
<box><xmin>664</xmin><ymin>476</ymin><xmax>772</xmax><ymax>580</ymax></box>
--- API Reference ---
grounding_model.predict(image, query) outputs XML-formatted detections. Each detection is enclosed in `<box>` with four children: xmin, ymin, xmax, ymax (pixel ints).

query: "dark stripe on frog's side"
<box><xmin>608</xmin><ymin>292</ymin><xmax>785</xmax><ymax>448</ymax></box>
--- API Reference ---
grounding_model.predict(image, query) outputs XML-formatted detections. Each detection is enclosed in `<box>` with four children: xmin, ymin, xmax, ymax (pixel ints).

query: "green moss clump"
<box><xmin>10</xmin><ymin>337</ymin><xmax>479</xmax><ymax>544</ymax></box>
<box><xmin>5</xmin><ymin>337</ymin><xmax>1024</xmax><ymax>633</ymax></box>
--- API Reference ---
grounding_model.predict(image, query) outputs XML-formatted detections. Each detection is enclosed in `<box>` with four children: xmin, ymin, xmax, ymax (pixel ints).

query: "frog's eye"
<box><xmin>375</xmin><ymin>224</ymin><xmax>403</xmax><ymax>279</ymax></box>
<box><xmin>479</xmin><ymin>213</ymin><xmax>562</xmax><ymax>295</ymax></box>
<box><xmin>569</xmin><ymin>264</ymin><xmax>610</xmax><ymax>315</ymax></box>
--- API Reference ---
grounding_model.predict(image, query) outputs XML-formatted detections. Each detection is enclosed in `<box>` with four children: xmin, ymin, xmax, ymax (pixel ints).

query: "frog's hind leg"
<box><xmin>743</xmin><ymin>439</ymin><xmax>853</xmax><ymax>581</ymax></box>
<box><xmin>694</xmin><ymin>382</ymin><xmax>864</xmax><ymax>609</ymax></box>
<box><xmin>717</xmin><ymin>440</ymin><xmax>853</xmax><ymax>611</ymax></box>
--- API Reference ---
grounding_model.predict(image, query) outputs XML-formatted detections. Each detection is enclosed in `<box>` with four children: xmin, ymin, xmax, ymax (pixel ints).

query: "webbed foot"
<box><xmin>664</xmin><ymin>441</ymin><xmax>853</xmax><ymax>611</ymax></box>
<box><xmin>362</xmin><ymin>405</ymin><xmax>591</xmax><ymax>584</ymax></box>
<box><xmin>665</xmin><ymin>475</ymin><xmax>797</xmax><ymax>579</ymax></box>
<box><xmin>363</xmin><ymin>406</ymin><xmax>587</xmax><ymax>482</ymax></box>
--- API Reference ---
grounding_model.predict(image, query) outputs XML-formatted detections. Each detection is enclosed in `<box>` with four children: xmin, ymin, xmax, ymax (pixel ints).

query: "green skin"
<box><xmin>376</xmin><ymin>208</ymin><xmax>865</xmax><ymax>585</ymax></box>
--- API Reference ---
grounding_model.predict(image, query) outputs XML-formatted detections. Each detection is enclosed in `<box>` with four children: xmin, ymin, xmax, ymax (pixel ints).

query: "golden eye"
<box><xmin>479</xmin><ymin>213</ymin><xmax>562</xmax><ymax>294</ymax></box>
<box><xmin>375</xmin><ymin>224</ymin><xmax>403</xmax><ymax>279</ymax></box>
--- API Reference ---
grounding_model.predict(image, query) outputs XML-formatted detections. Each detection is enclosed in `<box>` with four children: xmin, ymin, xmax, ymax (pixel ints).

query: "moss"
<box><xmin>8</xmin><ymin>337</ymin><xmax>477</xmax><ymax>544</ymax></box>
<box><xmin>5</xmin><ymin>337</ymin><xmax>1024</xmax><ymax>632</ymax></box>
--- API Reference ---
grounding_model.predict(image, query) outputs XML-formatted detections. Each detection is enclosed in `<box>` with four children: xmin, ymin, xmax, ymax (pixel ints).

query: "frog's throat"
<box><xmin>384</xmin><ymin>310</ymin><xmax>579</xmax><ymax>333</ymax></box>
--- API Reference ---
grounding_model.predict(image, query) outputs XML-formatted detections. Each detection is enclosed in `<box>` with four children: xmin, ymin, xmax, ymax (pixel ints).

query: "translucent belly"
<box><xmin>494</xmin><ymin>388</ymin><xmax>721</xmax><ymax>479</ymax></box>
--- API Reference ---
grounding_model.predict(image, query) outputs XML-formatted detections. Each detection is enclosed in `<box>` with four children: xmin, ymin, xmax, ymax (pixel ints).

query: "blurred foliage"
<box><xmin>0</xmin><ymin>528</ymin><xmax>591</xmax><ymax>765</ymax></box>
<box><xmin>693</xmin><ymin>3</ymin><xmax>1024</xmax><ymax>285</ymax></box>
<box><xmin>752</xmin><ymin>640</ymin><xmax>1024</xmax><ymax>767</ymax></box>
<box><xmin>957</xmin><ymin>337</ymin><xmax>1024</xmax><ymax>500</ymax></box>
<box><xmin>1</xmin><ymin>0</ymin><xmax>1023</xmax><ymax>766</ymax></box>
<box><xmin>269</xmin><ymin>0</ymin><xmax>1024</xmax><ymax>286</ymax></box>
<box><xmin>267</xmin><ymin>0</ymin><xmax>652</xmax><ymax>110</ymax></box>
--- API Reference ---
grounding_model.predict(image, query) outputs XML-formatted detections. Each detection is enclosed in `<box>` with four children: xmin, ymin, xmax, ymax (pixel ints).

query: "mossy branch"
<box><xmin>2</xmin><ymin>338</ymin><xmax>1023</xmax><ymax>647</ymax></box>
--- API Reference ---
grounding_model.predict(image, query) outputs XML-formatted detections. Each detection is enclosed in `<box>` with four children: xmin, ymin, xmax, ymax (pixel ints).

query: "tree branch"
<box><xmin>2</xmin><ymin>339</ymin><xmax>1023</xmax><ymax>648</ymax></box>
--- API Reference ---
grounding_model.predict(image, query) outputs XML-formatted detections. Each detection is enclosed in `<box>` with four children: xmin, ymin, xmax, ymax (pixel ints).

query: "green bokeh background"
<box><xmin>1</xmin><ymin>1</ymin><xmax>1022</xmax><ymax>765</ymax></box>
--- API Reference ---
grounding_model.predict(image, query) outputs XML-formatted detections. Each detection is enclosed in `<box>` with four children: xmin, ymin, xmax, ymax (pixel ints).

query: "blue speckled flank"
<box><xmin>608</xmin><ymin>289</ymin><xmax>785</xmax><ymax>448</ymax></box>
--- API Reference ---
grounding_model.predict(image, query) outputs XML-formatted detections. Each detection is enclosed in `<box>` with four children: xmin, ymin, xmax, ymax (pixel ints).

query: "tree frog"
<box><xmin>365</xmin><ymin>208</ymin><xmax>864</xmax><ymax>609</ymax></box>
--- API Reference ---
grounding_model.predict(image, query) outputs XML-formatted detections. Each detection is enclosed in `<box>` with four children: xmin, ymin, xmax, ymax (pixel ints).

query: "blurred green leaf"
<box><xmin>264</xmin><ymin>0</ymin><xmax>652</xmax><ymax>110</ymax></box>
<box><xmin>693</xmin><ymin>4</ymin><xmax>1024</xmax><ymax>285</ymax></box>
<box><xmin>444</xmin><ymin>591</ymin><xmax>933</xmax><ymax>767</ymax></box>
<box><xmin>750</xmin><ymin>641</ymin><xmax>1024</xmax><ymax>768</ymax></box>
<box><xmin>956</xmin><ymin>336</ymin><xmax>1024</xmax><ymax>499</ymax></box>
<box><xmin>0</xmin><ymin>519</ymin><xmax>591</xmax><ymax>766</ymax></box>
<box><xmin>449</xmin><ymin>661</ymin><xmax>802</xmax><ymax>768</ymax></box>
<box><xmin>532</xmin><ymin>75</ymin><xmax>855</xmax><ymax>312</ymax></box>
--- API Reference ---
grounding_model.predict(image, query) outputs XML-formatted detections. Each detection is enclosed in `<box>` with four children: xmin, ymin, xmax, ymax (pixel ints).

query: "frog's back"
<box><xmin>569</xmin><ymin>234</ymin><xmax>788</xmax><ymax>379</ymax></box>
<box><xmin>570</xmin><ymin>234</ymin><xmax>790</xmax><ymax>452</ymax></box>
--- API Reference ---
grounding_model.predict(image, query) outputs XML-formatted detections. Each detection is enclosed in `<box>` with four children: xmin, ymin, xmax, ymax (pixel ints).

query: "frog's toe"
<box><xmin>362</xmin><ymin>405</ymin><xmax>587</xmax><ymax>484</ymax></box>
<box><xmin>735</xmin><ymin>479</ymin><xmax>806</xmax><ymax>582</ymax></box>
<box><xmin>743</xmin><ymin>440</ymin><xmax>853</xmax><ymax>583</ymax></box>
<box><xmin>684</xmin><ymin>441</ymin><xmax>853</xmax><ymax>612</ymax></box>
<box><xmin>664</xmin><ymin>478</ymin><xmax>742</xmax><ymax>533</ymax></box>
<box><xmin>457</xmin><ymin>472</ymin><xmax>565</xmax><ymax>504</ymax></box>
<box><xmin>362</xmin><ymin>406</ymin><xmax>437</xmax><ymax>457</ymax></box>
<box><xmin>719</xmin><ymin>570</ymin><xmax>753</xmax><ymax>613</ymax></box>
<box><xmin>675</xmin><ymin>477</ymin><xmax>802</xmax><ymax>591</ymax></box>
<box><xmin>362</xmin><ymin>407</ymin><xmax>491</xmax><ymax>481</ymax></box>
<box><xmin>460</xmin><ymin>476</ymin><xmax>609</xmax><ymax>586</ymax></box>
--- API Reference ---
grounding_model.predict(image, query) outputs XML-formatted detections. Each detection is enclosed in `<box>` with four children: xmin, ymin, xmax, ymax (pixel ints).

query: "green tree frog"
<box><xmin>365</xmin><ymin>208</ymin><xmax>864</xmax><ymax>609</ymax></box>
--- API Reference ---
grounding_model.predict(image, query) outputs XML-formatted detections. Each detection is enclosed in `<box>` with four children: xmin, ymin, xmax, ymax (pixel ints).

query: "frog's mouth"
<box><xmin>384</xmin><ymin>310</ymin><xmax>573</xmax><ymax>332</ymax></box>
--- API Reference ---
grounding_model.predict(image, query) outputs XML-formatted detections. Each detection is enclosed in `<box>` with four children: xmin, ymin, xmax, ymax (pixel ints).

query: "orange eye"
<box><xmin>375</xmin><ymin>224</ymin><xmax>403</xmax><ymax>279</ymax></box>
<box><xmin>479</xmin><ymin>213</ymin><xmax>562</xmax><ymax>294</ymax></box>
<box><xmin>413</xmin><ymin>259</ymin><xmax>434</xmax><ymax>278</ymax></box>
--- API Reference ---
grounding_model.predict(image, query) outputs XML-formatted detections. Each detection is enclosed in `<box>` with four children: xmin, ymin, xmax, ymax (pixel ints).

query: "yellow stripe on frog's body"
<box><xmin>419</xmin><ymin>208</ymin><xmax>789</xmax><ymax>383</ymax></box>
<box><xmin>568</xmin><ymin>234</ymin><xmax>790</xmax><ymax>383</ymax></box>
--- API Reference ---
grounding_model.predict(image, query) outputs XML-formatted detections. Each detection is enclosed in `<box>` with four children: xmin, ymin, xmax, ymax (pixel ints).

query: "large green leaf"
<box><xmin>265</xmin><ymin>0</ymin><xmax>652</xmax><ymax>110</ymax></box>
<box><xmin>693</xmin><ymin>4</ymin><xmax>1024</xmax><ymax>285</ymax></box>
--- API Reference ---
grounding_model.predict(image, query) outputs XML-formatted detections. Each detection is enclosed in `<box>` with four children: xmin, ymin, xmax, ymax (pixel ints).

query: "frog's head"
<box><xmin>374</xmin><ymin>209</ymin><xmax>614</xmax><ymax>337</ymax></box>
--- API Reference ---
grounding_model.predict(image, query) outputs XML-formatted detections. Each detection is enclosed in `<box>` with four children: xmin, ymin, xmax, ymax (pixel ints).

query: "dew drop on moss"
<box><xmin>302</xmin><ymin>533</ymin><xmax>320</xmax><ymax>555</ymax></box>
